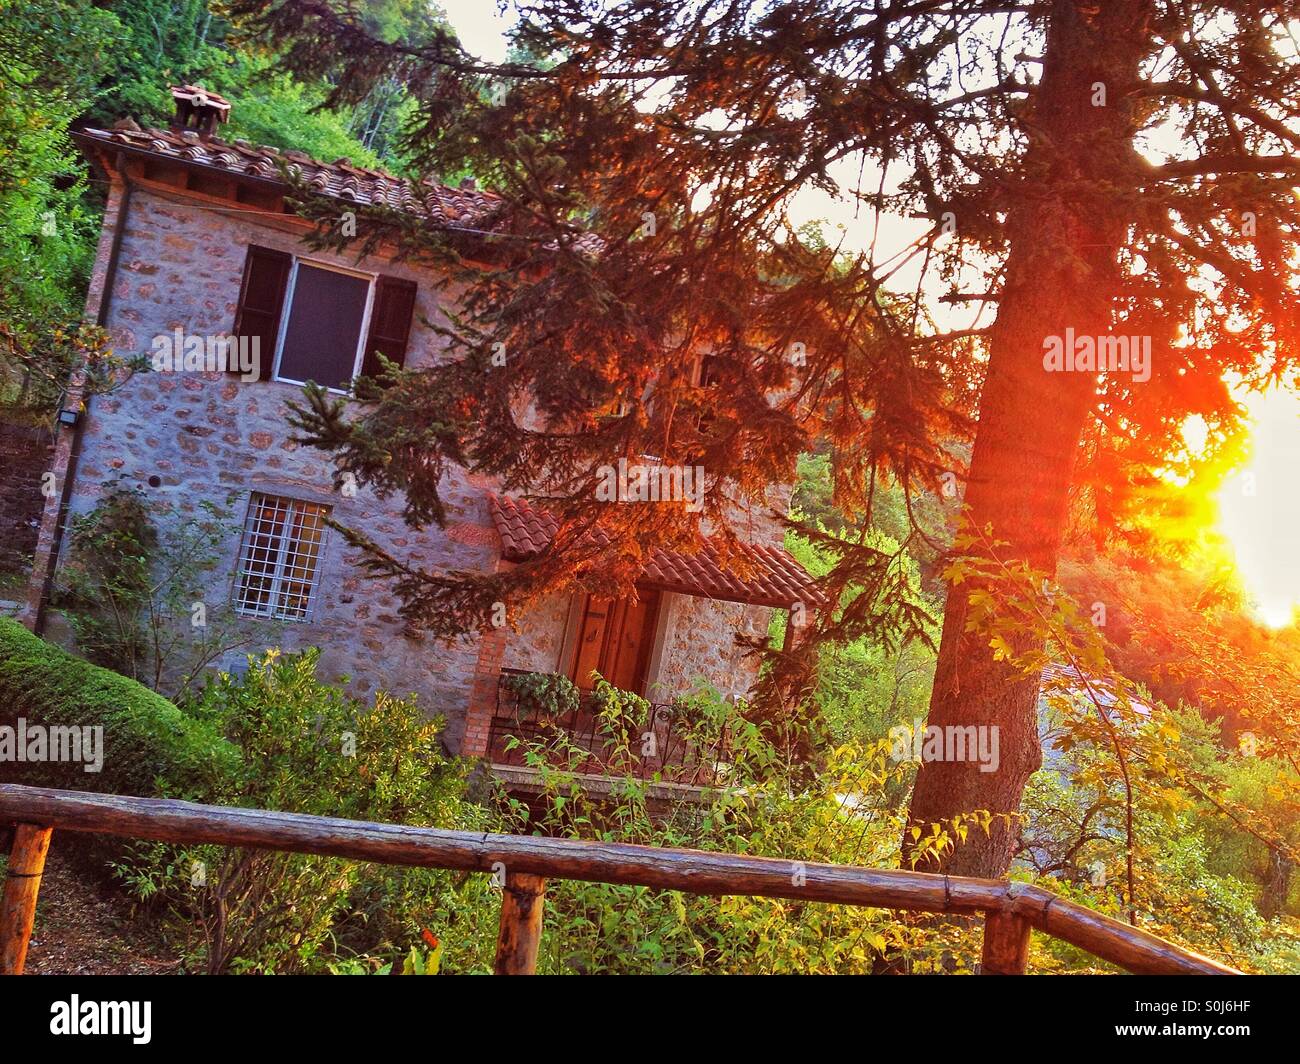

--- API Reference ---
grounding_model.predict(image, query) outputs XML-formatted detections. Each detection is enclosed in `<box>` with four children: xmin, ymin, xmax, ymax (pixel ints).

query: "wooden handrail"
<box><xmin>0</xmin><ymin>784</ymin><xmax>1239</xmax><ymax>975</ymax></box>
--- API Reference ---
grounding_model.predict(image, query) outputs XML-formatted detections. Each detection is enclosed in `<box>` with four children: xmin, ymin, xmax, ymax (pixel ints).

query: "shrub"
<box><xmin>495</xmin><ymin>684</ymin><xmax>957</xmax><ymax>974</ymax></box>
<box><xmin>120</xmin><ymin>648</ymin><xmax>491</xmax><ymax>974</ymax></box>
<box><xmin>55</xmin><ymin>480</ymin><xmax>271</xmax><ymax>700</ymax></box>
<box><xmin>0</xmin><ymin>616</ymin><xmax>237</xmax><ymax>795</ymax></box>
<box><xmin>499</xmin><ymin>670</ymin><xmax>581</xmax><ymax>717</ymax></box>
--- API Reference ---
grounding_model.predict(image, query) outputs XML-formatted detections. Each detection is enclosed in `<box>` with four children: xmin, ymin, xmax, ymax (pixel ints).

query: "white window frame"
<box><xmin>271</xmin><ymin>256</ymin><xmax>377</xmax><ymax>393</ymax></box>
<box><xmin>232</xmin><ymin>492</ymin><xmax>331</xmax><ymax>622</ymax></box>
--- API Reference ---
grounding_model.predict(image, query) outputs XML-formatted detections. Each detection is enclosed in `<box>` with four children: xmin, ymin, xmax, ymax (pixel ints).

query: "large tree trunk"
<box><xmin>906</xmin><ymin>0</ymin><xmax>1155</xmax><ymax>877</ymax></box>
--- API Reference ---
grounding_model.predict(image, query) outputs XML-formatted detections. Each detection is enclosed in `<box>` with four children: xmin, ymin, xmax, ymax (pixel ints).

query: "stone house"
<box><xmin>24</xmin><ymin>87</ymin><xmax>819</xmax><ymax>782</ymax></box>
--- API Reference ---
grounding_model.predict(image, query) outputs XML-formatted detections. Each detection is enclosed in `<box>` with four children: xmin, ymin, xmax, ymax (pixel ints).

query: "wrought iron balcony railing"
<box><xmin>488</xmin><ymin>669</ymin><xmax>734</xmax><ymax>787</ymax></box>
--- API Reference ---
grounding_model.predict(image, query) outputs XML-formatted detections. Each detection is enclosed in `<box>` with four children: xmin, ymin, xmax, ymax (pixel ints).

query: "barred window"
<box><xmin>233</xmin><ymin>493</ymin><xmax>330</xmax><ymax>620</ymax></box>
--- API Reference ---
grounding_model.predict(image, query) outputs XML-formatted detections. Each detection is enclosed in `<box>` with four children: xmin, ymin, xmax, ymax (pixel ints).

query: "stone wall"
<box><xmin>64</xmin><ymin>183</ymin><xmax>788</xmax><ymax>753</ymax></box>
<box><xmin>67</xmin><ymin>186</ymin><xmax>491</xmax><ymax>749</ymax></box>
<box><xmin>501</xmin><ymin>591</ymin><xmax>572</xmax><ymax>674</ymax></box>
<box><xmin>652</xmin><ymin>593</ymin><xmax>772</xmax><ymax>703</ymax></box>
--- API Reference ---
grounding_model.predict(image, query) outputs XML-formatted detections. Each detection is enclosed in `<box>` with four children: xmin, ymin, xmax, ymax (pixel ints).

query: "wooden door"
<box><xmin>568</xmin><ymin>590</ymin><xmax>661</xmax><ymax>694</ymax></box>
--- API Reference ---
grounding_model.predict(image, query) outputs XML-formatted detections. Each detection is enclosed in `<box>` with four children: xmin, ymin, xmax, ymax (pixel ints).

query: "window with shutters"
<box><xmin>273</xmin><ymin>260</ymin><xmax>374</xmax><ymax>390</ymax></box>
<box><xmin>233</xmin><ymin>493</ymin><xmax>330</xmax><ymax>620</ymax></box>
<box><xmin>231</xmin><ymin>246</ymin><xmax>418</xmax><ymax>392</ymax></box>
<box><xmin>686</xmin><ymin>353</ymin><xmax>723</xmax><ymax>438</ymax></box>
<box><xmin>693</xmin><ymin>354</ymin><xmax>724</xmax><ymax>389</ymax></box>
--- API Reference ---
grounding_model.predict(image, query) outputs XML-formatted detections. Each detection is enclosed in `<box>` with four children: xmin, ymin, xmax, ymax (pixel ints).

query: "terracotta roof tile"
<box><xmin>488</xmin><ymin>493</ymin><xmax>824</xmax><ymax>610</ymax></box>
<box><xmin>76</xmin><ymin>123</ymin><xmax>610</xmax><ymax>257</ymax></box>
<box><xmin>74</xmin><ymin>124</ymin><xmax>507</xmax><ymax>231</ymax></box>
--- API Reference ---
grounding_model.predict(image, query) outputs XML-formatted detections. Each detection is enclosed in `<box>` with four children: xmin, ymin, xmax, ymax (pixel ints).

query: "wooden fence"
<box><xmin>0</xmin><ymin>784</ymin><xmax>1239</xmax><ymax>975</ymax></box>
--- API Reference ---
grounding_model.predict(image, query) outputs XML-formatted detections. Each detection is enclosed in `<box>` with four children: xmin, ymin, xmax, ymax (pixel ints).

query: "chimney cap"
<box><xmin>169</xmin><ymin>84</ymin><xmax>232</xmax><ymax>115</ymax></box>
<box><xmin>169</xmin><ymin>84</ymin><xmax>231</xmax><ymax>140</ymax></box>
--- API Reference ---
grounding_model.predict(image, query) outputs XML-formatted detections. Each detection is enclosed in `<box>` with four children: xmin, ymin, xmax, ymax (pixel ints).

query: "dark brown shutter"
<box><xmin>360</xmin><ymin>276</ymin><xmax>418</xmax><ymax>380</ymax></box>
<box><xmin>231</xmin><ymin>245</ymin><xmax>291</xmax><ymax>381</ymax></box>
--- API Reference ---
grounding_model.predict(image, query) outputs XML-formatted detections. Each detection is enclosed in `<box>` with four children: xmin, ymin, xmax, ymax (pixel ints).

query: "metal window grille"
<box><xmin>233</xmin><ymin>493</ymin><xmax>330</xmax><ymax>620</ymax></box>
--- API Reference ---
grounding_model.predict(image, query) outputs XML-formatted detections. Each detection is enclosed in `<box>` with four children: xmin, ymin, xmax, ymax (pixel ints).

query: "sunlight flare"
<box><xmin>1216</xmin><ymin>388</ymin><xmax>1300</xmax><ymax>628</ymax></box>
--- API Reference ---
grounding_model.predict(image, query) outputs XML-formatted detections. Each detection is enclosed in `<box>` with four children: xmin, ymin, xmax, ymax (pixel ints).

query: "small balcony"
<box><xmin>487</xmin><ymin>668</ymin><xmax>735</xmax><ymax>793</ymax></box>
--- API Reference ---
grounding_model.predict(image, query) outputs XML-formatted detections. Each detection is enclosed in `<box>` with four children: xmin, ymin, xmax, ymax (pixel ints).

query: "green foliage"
<box><xmin>790</xmin><ymin>450</ymin><xmax>956</xmax><ymax>582</ymax></box>
<box><xmin>84</xmin><ymin>1</ymin><xmax>443</xmax><ymax>171</ymax></box>
<box><xmin>775</xmin><ymin>451</ymin><xmax>940</xmax><ymax>752</ymax></box>
<box><xmin>16</xmin><ymin>621</ymin><xmax>1291</xmax><ymax>973</ymax></box>
<box><xmin>327</xmin><ymin>939</ymin><xmax>442</xmax><ymax>975</ymax></box>
<box><xmin>0</xmin><ymin>0</ymin><xmax>126</xmax><ymax>411</ymax></box>
<box><xmin>119</xmin><ymin>648</ymin><xmax>486</xmax><ymax>974</ymax></box>
<box><xmin>950</xmin><ymin>520</ymin><xmax>1300</xmax><ymax>970</ymax></box>
<box><xmin>55</xmin><ymin>480</ymin><xmax>267</xmax><ymax>699</ymax></box>
<box><xmin>0</xmin><ymin>616</ymin><xmax>237</xmax><ymax>795</ymax></box>
<box><xmin>492</xmin><ymin>686</ymin><xmax>985</xmax><ymax>974</ymax></box>
<box><xmin>1021</xmin><ymin>748</ymin><xmax>1288</xmax><ymax>973</ymax></box>
<box><xmin>82</xmin><ymin>0</ymin><xmax>223</xmax><ymax>128</ymax></box>
<box><xmin>499</xmin><ymin>669</ymin><xmax>581</xmax><ymax>718</ymax></box>
<box><xmin>782</xmin><ymin>523</ymin><xmax>937</xmax><ymax>748</ymax></box>
<box><xmin>101</xmin><ymin>662</ymin><xmax>1002</xmax><ymax>975</ymax></box>
<box><xmin>210</xmin><ymin>52</ymin><xmax>384</xmax><ymax>169</ymax></box>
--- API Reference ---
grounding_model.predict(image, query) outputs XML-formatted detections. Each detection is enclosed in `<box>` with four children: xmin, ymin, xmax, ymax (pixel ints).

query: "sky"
<box><xmin>439</xmin><ymin>0</ymin><xmax>512</xmax><ymax>62</ymax></box>
<box><xmin>438</xmin><ymin>2</ymin><xmax>1300</xmax><ymax>629</ymax></box>
<box><xmin>1217</xmin><ymin>388</ymin><xmax>1300</xmax><ymax>628</ymax></box>
<box><xmin>436</xmin><ymin>2</ymin><xmax>979</xmax><ymax>327</ymax></box>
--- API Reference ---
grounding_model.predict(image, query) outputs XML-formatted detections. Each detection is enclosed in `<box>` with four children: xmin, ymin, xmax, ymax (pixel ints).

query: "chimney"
<box><xmin>169</xmin><ymin>84</ymin><xmax>231</xmax><ymax>140</ymax></box>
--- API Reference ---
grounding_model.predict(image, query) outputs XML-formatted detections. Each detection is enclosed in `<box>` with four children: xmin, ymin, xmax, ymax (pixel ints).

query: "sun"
<box><xmin>1214</xmin><ymin>387</ymin><xmax>1300</xmax><ymax>629</ymax></box>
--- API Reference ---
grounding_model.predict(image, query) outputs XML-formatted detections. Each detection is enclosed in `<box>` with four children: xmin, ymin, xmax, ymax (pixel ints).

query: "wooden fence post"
<box><xmin>0</xmin><ymin>824</ymin><xmax>53</xmax><ymax>975</ymax></box>
<box><xmin>980</xmin><ymin>908</ymin><xmax>1031</xmax><ymax>974</ymax></box>
<box><xmin>494</xmin><ymin>872</ymin><xmax>546</xmax><ymax>975</ymax></box>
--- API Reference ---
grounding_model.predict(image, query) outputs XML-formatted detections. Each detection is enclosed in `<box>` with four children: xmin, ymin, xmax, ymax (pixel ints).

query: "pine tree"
<box><xmin>231</xmin><ymin>0</ymin><xmax>1300</xmax><ymax>876</ymax></box>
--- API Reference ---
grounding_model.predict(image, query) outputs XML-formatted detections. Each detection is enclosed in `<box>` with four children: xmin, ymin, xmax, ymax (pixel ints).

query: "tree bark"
<box><xmin>907</xmin><ymin>0</ymin><xmax>1155</xmax><ymax>877</ymax></box>
<box><xmin>1260</xmin><ymin>848</ymin><xmax>1292</xmax><ymax>920</ymax></box>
